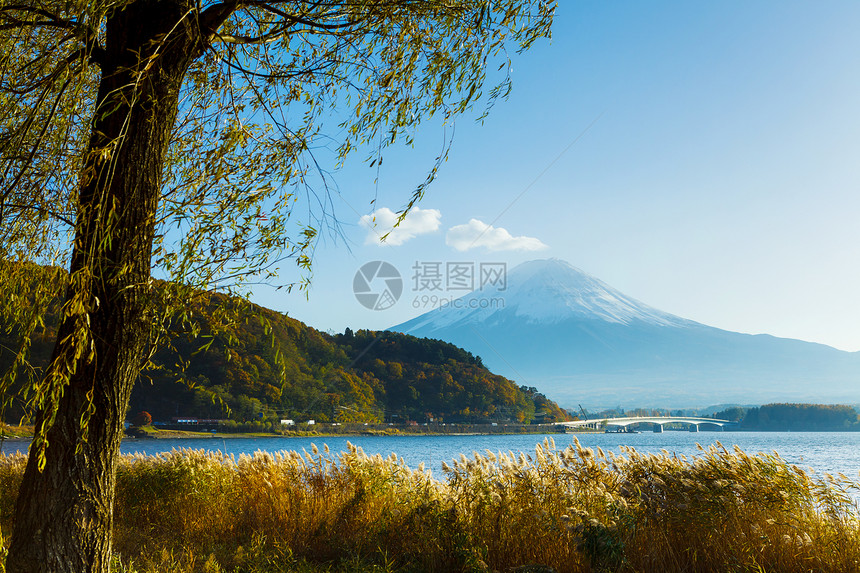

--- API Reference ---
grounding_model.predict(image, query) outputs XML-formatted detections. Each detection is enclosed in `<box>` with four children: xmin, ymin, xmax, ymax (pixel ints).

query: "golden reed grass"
<box><xmin>2</xmin><ymin>438</ymin><xmax>859</xmax><ymax>572</ymax></box>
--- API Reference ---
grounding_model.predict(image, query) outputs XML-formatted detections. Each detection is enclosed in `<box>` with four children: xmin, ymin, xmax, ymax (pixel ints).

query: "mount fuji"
<box><xmin>390</xmin><ymin>259</ymin><xmax>860</xmax><ymax>408</ymax></box>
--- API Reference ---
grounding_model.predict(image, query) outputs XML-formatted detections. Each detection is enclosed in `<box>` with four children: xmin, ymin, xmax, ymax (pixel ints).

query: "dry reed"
<box><xmin>1</xmin><ymin>439</ymin><xmax>859</xmax><ymax>572</ymax></box>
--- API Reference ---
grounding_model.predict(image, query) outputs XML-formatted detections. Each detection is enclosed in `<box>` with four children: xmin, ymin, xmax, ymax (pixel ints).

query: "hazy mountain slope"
<box><xmin>391</xmin><ymin>259</ymin><xmax>860</xmax><ymax>407</ymax></box>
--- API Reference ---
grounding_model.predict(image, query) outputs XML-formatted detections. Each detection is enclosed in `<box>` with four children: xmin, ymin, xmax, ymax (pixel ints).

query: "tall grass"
<box><xmin>2</xmin><ymin>439</ymin><xmax>860</xmax><ymax>572</ymax></box>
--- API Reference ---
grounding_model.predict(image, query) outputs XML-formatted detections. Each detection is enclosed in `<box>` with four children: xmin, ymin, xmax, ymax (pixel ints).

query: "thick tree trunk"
<box><xmin>5</xmin><ymin>2</ymin><xmax>201</xmax><ymax>571</ymax></box>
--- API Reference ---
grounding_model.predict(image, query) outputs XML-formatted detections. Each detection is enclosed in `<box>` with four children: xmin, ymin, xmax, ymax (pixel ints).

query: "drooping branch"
<box><xmin>199</xmin><ymin>0</ymin><xmax>240</xmax><ymax>41</ymax></box>
<box><xmin>203</xmin><ymin>0</ymin><xmax>400</xmax><ymax>45</ymax></box>
<box><xmin>0</xmin><ymin>4</ymin><xmax>105</xmax><ymax>65</ymax></box>
<box><xmin>242</xmin><ymin>0</ymin><xmax>364</xmax><ymax>31</ymax></box>
<box><xmin>0</xmin><ymin>75</ymin><xmax>73</xmax><ymax>212</ymax></box>
<box><xmin>0</xmin><ymin>203</ymin><xmax>74</xmax><ymax>227</ymax></box>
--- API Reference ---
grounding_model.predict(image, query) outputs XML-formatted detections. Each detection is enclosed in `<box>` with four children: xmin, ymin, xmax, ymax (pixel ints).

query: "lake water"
<box><xmin>5</xmin><ymin>431</ymin><xmax>860</xmax><ymax>480</ymax></box>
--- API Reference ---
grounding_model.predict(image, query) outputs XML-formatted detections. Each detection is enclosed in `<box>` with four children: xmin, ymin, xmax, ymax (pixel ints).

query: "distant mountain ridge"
<box><xmin>391</xmin><ymin>259</ymin><xmax>860</xmax><ymax>408</ymax></box>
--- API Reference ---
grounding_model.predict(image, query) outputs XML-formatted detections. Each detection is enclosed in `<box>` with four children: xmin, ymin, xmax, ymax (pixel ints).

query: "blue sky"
<box><xmin>253</xmin><ymin>1</ymin><xmax>860</xmax><ymax>353</ymax></box>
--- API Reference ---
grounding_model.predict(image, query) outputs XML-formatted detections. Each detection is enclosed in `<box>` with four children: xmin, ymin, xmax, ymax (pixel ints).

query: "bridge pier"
<box><xmin>653</xmin><ymin>424</ymin><xmax>663</xmax><ymax>433</ymax></box>
<box><xmin>689</xmin><ymin>424</ymin><xmax>698</xmax><ymax>432</ymax></box>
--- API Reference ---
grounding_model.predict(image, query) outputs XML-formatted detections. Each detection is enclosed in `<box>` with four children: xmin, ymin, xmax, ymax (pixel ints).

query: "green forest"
<box><xmin>715</xmin><ymin>403</ymin><xmax>860</xmax><ymax>431</ymax></box>
<box><xmin>1</xmin><ymin>272</ymin><xmax>568</xmax><ymax>428</ymax></box>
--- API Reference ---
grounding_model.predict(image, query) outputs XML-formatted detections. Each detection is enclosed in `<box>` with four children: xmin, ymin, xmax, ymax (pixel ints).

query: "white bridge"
<box><xmin>558</xmin><ymin>416</ymin><xmax>735</xmax><ymax>433</ymax></box>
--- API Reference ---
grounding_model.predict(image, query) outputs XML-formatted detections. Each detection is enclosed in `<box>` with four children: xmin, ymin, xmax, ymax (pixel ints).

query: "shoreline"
<box><xmin>2</xmin><ymin>426</ymin><xmax>603</xmax><ymax>445</ymax></box>
<box><xmin>6</xmin><ymin>426</ymin><xmax>856</xmax><ymax>445</ymax></box>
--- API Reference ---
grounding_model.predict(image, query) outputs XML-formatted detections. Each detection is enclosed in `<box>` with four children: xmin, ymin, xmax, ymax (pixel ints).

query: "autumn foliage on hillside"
<box><xmin>128</xmin><ymin>301</ymin><xmax>568</xmax><ymax>425</ymax></box>
<box><xmin>1</xmin><ymin>271</ymin><xmax>567</xmax><ymax>426</ymax></box>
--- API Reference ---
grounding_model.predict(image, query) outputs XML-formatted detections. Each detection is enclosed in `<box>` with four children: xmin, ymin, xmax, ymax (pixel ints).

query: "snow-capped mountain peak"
<box><xmin>396</xmin><ymin>258</ymin><xmax>690</xmax><ymax>333</ymax></box>
<box><xmin>503</xmin><ymin>259</ymin><xmax>686</xmax><ymax>326</ymax></box>
<box><xmin>390</xmin><ymin>259</ymin><xmax>860</xmax><ymax>408</ymax></box>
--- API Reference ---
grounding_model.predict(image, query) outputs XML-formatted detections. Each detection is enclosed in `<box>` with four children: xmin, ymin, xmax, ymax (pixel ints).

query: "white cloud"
<box><xmin>446</xmin><ymin>219</ymin><xmax>549</xmax><ymax>252</ymax></box>
<box><xmin>360</xmin><ymin>207</ymin><xmax>441</xmax><ymax>246</ymax></box>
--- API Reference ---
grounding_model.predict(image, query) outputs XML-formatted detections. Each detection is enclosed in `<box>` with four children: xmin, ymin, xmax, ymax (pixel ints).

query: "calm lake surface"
<box><xmin>6</xmin><ymin>431</ymin><xmax>860</xmax><ymax>480</ymax></box>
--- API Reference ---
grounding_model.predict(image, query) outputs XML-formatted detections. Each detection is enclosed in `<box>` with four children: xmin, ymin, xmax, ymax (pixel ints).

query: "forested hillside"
<box><xmin>711</xmin><ymin>403</ymin><xmax>860</xmax><ymax>431</ymax></box>
<box><xmin>1</xmin><ymin>271</ymin><xmax>568</xmax><ymax>426</ymax></box>
<box><xmin>737</xmin><ymin>403</ymin><xmax>860</xmax><ymax>431</ymax></box>
<box><xmin>132</xmin><ymin>305</ymin><xmax>567</xmax><ymax>425</ymax></box>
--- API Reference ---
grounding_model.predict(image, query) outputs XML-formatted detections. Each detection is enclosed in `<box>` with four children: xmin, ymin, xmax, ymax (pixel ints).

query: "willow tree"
<box><xmin>0</xmin><ymin>0</ymin><xmax>554</xmax><ymax>571</ymax></box>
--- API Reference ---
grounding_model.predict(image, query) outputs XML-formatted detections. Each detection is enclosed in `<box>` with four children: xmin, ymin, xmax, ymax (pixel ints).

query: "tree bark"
<box><xmin>6</xmin><ymin>1</ymin><xmax>202</xmax><ymax>571</ymax></box>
